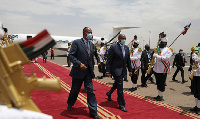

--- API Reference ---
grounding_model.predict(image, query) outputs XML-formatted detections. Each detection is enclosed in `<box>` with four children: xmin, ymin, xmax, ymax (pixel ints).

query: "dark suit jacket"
<box><xmin>106</xmin><ymin>42</ymin><xmax>132</xmax><ymax>77</ymax></box>
<box><xmin>69</xmin><ymin>38</ymin><xmax>95</xmax><ymax>79</ymax></box>
<box><xmin>173</xmin><ymin>53</ymin><xmax>186</xmax><ymax>67</ymax></box>
<box><xmin>141</xmin><ymin>50</ymin><xmax>151</xmax><ymax>70</ymax></box>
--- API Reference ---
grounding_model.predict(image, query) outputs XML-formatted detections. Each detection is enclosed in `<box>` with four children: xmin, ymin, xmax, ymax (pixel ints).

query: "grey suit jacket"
<box><xmin>69</xmin><ymin>38</ymin><xmax>95</xmax><ymax>79</ymax></box>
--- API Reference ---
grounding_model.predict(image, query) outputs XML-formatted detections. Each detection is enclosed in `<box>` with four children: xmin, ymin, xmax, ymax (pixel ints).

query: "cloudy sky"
<box><xmin>0</xmin><ymin>0</ymin><xmax>199</xmax><ymax>53</ymax></box>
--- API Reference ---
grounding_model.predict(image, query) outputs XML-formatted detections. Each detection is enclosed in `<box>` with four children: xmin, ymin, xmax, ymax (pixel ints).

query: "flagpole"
<box><xmin>168</xmin><ymin>33</ymin><xmax>182</xmax><ymax>47</ymax></box>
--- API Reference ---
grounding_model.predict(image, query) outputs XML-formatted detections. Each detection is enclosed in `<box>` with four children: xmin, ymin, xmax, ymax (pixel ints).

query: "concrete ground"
<box><xmin>44</xmin><ymin>49</ymin><xmax>195</xmax><ymax>112</ymax></box>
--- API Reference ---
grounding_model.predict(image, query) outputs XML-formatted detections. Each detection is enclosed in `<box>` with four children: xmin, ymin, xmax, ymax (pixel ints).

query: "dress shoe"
<box><xmin>197</xmin><ymin>107</ymin><xmax>200</xmax><ymax>115</ymax></box>
<box><xmin>119</xmin><ymin>106</ymin><xmax>128</xmax><ymax>112</ymax></box>
<box><xmin>124</xmin><ymin>79</ymin><xmax>128</xmax><ymax>82</ymax></box>
<box><xmin>154</xmin><ymin>95</ymin><xmax>163</xmax><ymax>101</ymax></box>
<box><xmin>190</xmin><ymin>106</ymin><xmax>197</xmax><ymax>111</ymax></box>
<box><xmin>129</xmin><ymin>87</ymin><xmax>137</xmax><ymax>92</ymax></box>
<box><xmin>67</xmin><ymin>106</ymin><xmax>72</xmax><ymax>111</ymax></box>
<box><xmin>90</xmin><ymin>114</ymin><xmax>101</xmax><ymax>119</ymax></box>
<box><xmin>141</xmin><ymin>84</ymin><xmax>147</xmax><ymax>87</ymax></box>
<box><xmin>97</xmin><ymin>76</ymin><xmax>103</xmax><ymax>79</ymax></box>
<box><xmin>182</xmin><ymin>80</ymin><xmax>188</xmax><ymax>83</ymax></box>
<box><xmin>106</xmin><ymin>92</ymin><xmax>113</xmax><ymax>101</ymax></box>
<box><xmin>172</xmin><ymin>78</ymin><xmax>178</xmax><ymax>82</ymax></box>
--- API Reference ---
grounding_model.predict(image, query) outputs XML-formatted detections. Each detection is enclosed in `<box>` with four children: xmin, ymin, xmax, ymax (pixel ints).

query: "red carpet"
<box><xmin>22</xmin><ymin>58</ymin><xmax>199</xmax><ymax>119</ymax></box>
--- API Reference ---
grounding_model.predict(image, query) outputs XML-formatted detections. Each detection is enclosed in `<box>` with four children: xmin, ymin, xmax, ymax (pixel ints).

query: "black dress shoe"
<box><xmin>129</xmin><ymin>87</ymin><xmax>137</xmax><ymax>92</ymax></box>
<box><xmin>67</xmin><ymin>106</ymin><xmax>72</xmax><ymax>111</ymax></box>
<box><xmin>90</xmin><ymin>114</ymin><xmax>101</xmax><ymax>119</ymax></box>
<box><xmin>172</xmin><ymin>79</ymin><xmax>178</xmax><ymax>82</ymax></box>
<box><xmin>141</xmin><ymin>84</ymin><xmax>147</xmax><ymax>87</ymax></box>
<box><xmin>124</xmin><ymin>79</ymin><xmax>128</xmax><ymax>82</ymax></box>
<box><xmin>190</xmin><ymin>106</ymin><xmax>197</xmax><ymax>111</ymax></box>
<box><xmin>154</xmin><ymin>95</ymin><xmax>163</xmax><ymax>101</ymax></box>
<box><xmin>182</xmin><ymin>80</ymin><xmax>188</xmax><ymax>83</ymax></box>
<box><xmin>119</xmin><ymin>106</ymin><xmax>128</xmax><ymax>112</ymax></box>
<box><xmin>106</xmin><ymin>92</ymin><xmax>113</xmax><ymax>101</ymax></box>
<box><xmin>97</xmin><ymin>76</ymin><xmax>103</xmax><ymax>79</ymax></box>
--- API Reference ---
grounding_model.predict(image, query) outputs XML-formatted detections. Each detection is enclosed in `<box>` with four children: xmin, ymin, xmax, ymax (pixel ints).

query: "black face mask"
<box><xmin>133</xmin><ymin>44</ymin><xmax>138</xmax><ymax>48</ymax></box>
<box><xmin>146</xmin><ymin>47</ymin><xmax>150</xmax><ymax>51</ymax></box>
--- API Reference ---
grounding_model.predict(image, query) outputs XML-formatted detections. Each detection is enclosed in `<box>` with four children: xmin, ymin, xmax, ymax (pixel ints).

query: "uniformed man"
<box><xmin>129</xmin><ymin>35</ymin><xmax>142</xmax><ymax>92</ymax></box>
<box><xmin>153</xmin><ymin>32</ymin><xmax>172</xmax><ymax>101</ymax></box>
<box><xmin>190</xmin><ymin>43</ymin><xmax>200</xmax><ymax>115</ymax></box>
<box><xmin>97</xmin><ymin>40</ymin><xmax>106</xmax><ymax>79</ymax></box>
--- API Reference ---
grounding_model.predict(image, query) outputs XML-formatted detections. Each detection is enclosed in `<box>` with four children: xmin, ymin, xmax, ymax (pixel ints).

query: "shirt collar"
<box><xmin>118</xmin><ymin>42</ymin><xmax>124</xmax><ymax>47</ymax></box>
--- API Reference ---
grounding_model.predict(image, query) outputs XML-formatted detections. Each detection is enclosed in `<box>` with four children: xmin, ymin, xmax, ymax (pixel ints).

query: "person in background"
<box><xmin>42</xmin><ymin>50</ymin><xmax>48</xmax><ymax>63</ymax></box>
<box><xmin>67</xmin><ymin>43</ymin><xmax>71</xmax><ymax>67</ymax></box>
<box><xmin>129</xmin><ymin>35</ymin><xmax>142</xmax><ymax>91</ymax></box>
<box><xmin>97</xmin><ymin>40</ymin><xmax>106</xmax><ymax>79</ymax></box>
<box><xmin>51</xmin><ymin>48</ymin><xmax>54</xmax><ymax>60</ymax></box>
<box><xmin>172</xmin><ymin>49</ymin><xmax>188</xmax><ymax>83</ymax></box>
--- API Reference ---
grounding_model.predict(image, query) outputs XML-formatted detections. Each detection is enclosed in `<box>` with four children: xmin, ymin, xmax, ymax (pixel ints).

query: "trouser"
<box><xmin>98</xmin><ymin>62</ymin><xmax>106</xmax><ymax>76</ymax></box>
<box><xmin>67</xmin><ymin>56</ymin><xmax>71</xmax><ymax>67</ymax></box>
<box><xmin>193</xmin><ymin>76</ymin><xmax>200</xmax><ymax>100</ymax></box>
<box><xmin>131</xmin><ymin>69</ymin><xmax>139</xmax><ymax>84</ymax></box>
<box><xmin>155</xmin><ymin>73</ymin><xmax>167</xmax><ymax>92</ymax></box>
<box><xmin>141</xmin><ymin>69</ymin><xmax>153</xmax><ymax>85</ymax></box>
<box><xmin>173</xmin><ymin>66</ymin><xmax>184</xmax><ymax>81</ymax></box>
<box><xmin>67</xmin><ymin>73</ymin><xmax>97</xmax><ymax>115</ymax></box>
<box><xmin>51</xmin><ymin>54</ymin><xmax>54</xmax><ymax>59</ymax></box>
<box><xmin>107</xmin><ymin>75</ymin><xmax>125</xmax><ymax>107</ymax></box>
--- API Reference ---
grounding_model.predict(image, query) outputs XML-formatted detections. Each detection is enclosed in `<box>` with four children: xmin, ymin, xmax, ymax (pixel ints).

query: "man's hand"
<box><xmin>105</xmin><ymin>72</ymin><xmax>111</xmax><ymax>77</ymax></box>
<box><xmin>142</xmin><ymin>66</ymin><xmax>145</xmax><ymax>70</ymax></box>
<box><xmin>129</xmin><ymin>72</ymin><xmax>133</xmax><ymax>77</ymax></box>
<box><xmin>80</xmin><ymin>63</ymin><xmax>87</xmax><ymax>70</ymax></box>
<box><xmin>98</xmin><ymin>63</ymin><xmax>101</xmax><ymax>66</ymax></box>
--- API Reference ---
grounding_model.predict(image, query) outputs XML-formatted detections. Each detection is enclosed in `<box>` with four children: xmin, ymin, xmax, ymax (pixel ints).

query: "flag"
<box><xmin>19</xmin><ymin>29</ymin><xmax>56</xmax><ymax>60</ymax></box>
<box><xmin>181</xmin><ymin>23</ymin><xmax>191</xmax><ymax>35</ymax></box>
<box><xmin>131</xmin><ymin>40</ymin><xmax>134</xmax><ymax>42</ymax></box>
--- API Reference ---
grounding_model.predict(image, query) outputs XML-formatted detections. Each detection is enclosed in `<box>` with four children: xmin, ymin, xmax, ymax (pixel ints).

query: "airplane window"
<box><xmin>65</xmin><ymin>40</ymin><xmax>69</xmax><ymax>43</ymax></box>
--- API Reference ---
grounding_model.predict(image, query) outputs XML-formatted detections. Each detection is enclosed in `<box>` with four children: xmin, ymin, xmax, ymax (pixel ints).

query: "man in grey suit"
<box><xmin>67</xmin><ymin>27</ymin><xmax>101</xmax><ymax>119</ymax></box>
<box><xmin>105</xmin><ymin>34</ymin><xmax>132</xmax><ymax>112</ymax></box>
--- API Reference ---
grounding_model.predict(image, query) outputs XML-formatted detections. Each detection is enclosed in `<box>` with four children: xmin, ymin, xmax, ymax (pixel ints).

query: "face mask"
<box><xmin>86</xmin><ymin>33</ymin><xmax>93</xmax><ymax>40</ymax></box>
<box><xmin>133</xmin><ymin>44</ymin><xmax>138</xmax><ymax>48</ymax></box>
<box><xmin>120</xmin><ymin>39</ymin><xmax>126</xmax><ymax>45</ymax></box>
<box><xmin>180</xmin><ymin>51</ymin><xmax>183</xmax><ymax>54</ymax></box>
<box><xmin>159</xmin><ymin>43</ymin><xmax>164</xmax><ymax>48</ymax></box>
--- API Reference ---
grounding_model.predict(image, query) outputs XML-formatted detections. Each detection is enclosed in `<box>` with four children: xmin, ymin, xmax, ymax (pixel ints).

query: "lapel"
<box><xmin>117</xmin><ymin>42</ymin><xmax>123</xmax><ymax>59</ymax></box>
<box><xmin>80</xmin><ymin>38</ymin><xmax>89</xmax><ymax>55</ymax></box>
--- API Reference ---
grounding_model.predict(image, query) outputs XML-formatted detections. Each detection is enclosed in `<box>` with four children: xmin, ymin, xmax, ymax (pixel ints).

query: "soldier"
<box><xmin>172</xmin><ymin>49</ymin><xmax>188</xmax><ymax>83</ymax></box>
<box><xmin>153</xmin><ymin>32</ymin><xmax>172</xmax><ymax>101</ymax></box>
<box><xmin>190</xmin><ymin>43</ymin><xmax>200</xmax><ymax>115</ymax></box>
<box><xmin>129</xmin><ymin>35</ymin><xmax>142</xmax><ymax>92</ymax></box>
<box><xmin>97</xmin><ymin>40</ymin><xmax>106</xmax><ymax>79</ymax></box>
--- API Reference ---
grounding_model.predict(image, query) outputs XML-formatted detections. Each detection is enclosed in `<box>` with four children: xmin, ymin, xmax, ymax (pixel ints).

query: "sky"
<box><xmin>0</xmin><ymin>0</ymin><xmax>199</xmax><ymax>53</ymax></box>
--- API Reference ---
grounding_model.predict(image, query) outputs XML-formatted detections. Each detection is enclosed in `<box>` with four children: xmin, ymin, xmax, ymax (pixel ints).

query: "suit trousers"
<box><xmin>172</xmin><ymin>66</ymin><xmax>184</xmax><ymax>81</ymax></box>
<box><xmin>67</xmin><ymin>70</ymin><xmax>97</xmax><ymax>115</ymax></box>
<box><xmin>107</xmin><ymin>75</ymin><xmax>125</xmax><ymax>107</ymax></box>
<box><xmin>193</xmin><ymin>76</ymin><xmax>200</xmax><ymax>100</ymax></box>
<box><xmin>155</xmin><ymin>73</ymin><xmax>167</xmax><ymax>92</ymax></box>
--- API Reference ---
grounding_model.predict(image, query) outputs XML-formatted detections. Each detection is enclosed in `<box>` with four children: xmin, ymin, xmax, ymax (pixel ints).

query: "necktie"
<box><xmin>121</xmin><ymin>46</ymin><xmax>125</xmax><ymax>59</ymax></box>
<box><xmin>87</xmin><ymin>41</ymin><xmax>90</xmax><ymax>57</ymax></box>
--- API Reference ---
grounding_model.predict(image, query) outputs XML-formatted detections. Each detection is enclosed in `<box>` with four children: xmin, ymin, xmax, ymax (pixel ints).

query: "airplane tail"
<box><xmin>104</xmin><ymin>26</ymin><xmax>140</xmax><ymax>43</ymax></box>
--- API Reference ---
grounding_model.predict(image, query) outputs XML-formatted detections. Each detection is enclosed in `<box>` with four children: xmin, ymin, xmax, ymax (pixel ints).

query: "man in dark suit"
<box><xmin>105</xmin><ymin>34</ymin><xmax>132</xmax><ymax>112</ymax></box>
<box><xmin>67</xmin><ymin>27</ymin><xmax>101</xmax><ymax>119</ymax></box>
<box><xmin>141</xmin><ymin>44</ymin><xmax>154</xmax><ymax>87</ymax></box>
<box><xmin>172</xmin><ymin>49</ymin><xmax>188</xmax><ymax>83</ymax></box>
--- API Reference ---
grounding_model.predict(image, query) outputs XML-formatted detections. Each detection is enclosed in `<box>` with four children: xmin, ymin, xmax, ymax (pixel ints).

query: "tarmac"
<box><xmin>45</xmin><ymin>49</ymin><xmax>195</xmax><ymax>112</ymax></box>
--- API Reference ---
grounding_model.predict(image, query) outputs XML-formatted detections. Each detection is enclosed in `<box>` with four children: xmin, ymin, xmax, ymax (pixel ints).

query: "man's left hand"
<box><xmin>129</xmin><ymin>72</ymin><xmax>132</xmax><ymax>77</ymax></box>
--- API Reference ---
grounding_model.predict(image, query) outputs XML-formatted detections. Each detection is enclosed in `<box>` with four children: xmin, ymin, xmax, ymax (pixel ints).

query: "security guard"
<box><xmin>129</xmin><ymin>35</ymin><xmax>142</xmax><ymax>92</ymax></box>
<box><xmin>153</xmin><ymin>32</ymin><xmax>173</xmax><ymax>101</ymax></box>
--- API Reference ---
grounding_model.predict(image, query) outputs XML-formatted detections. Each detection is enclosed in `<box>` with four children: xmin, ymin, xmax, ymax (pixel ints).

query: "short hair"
<box><xmin>83</xmin><ymin>27</ymin><xmax>89</xmax><ymax>33</ymax></box>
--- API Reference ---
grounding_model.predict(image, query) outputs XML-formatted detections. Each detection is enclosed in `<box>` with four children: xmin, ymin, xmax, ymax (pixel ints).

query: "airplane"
<box><xmin>10</xmin><ymin>26</ymin><xmax>140</xmax><ymax>51</ymax></box>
